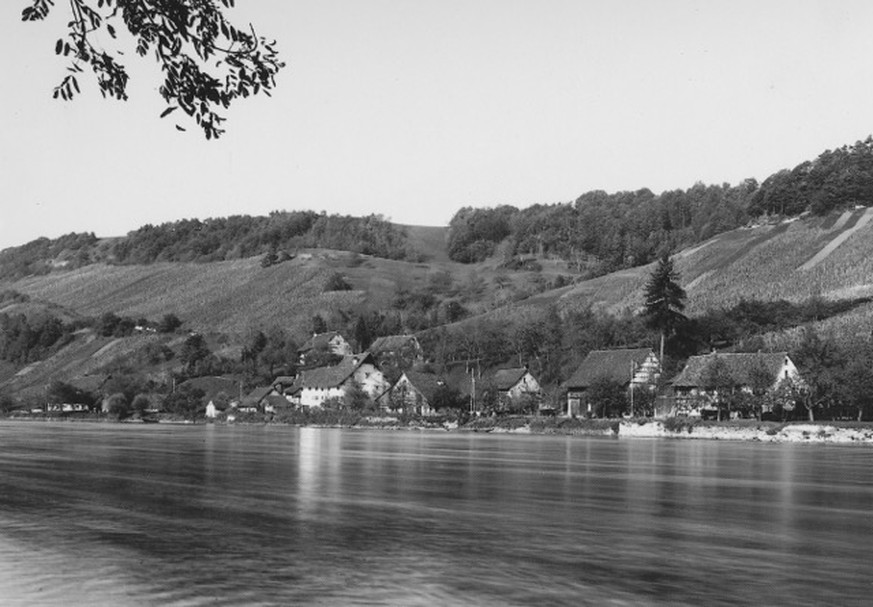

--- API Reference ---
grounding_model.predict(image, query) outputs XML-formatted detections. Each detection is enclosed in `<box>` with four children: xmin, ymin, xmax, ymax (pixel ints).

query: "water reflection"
<box><xmin>0</xmin><ymin>424</ymin><xmax>872</xmax><ymax>606</ymax></box>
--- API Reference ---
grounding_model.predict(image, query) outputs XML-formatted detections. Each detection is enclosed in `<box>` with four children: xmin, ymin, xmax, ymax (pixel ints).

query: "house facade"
<box><xmin>369</xmin><ymin>334</ymin><xmax>425</xmax><ymax>369</ymax></box>
<box><xmin>671</xmin><ymin>351</ymin><xmax>801</xmax><ymax>417</ymax></box>
<box><xmin>381</xmin><ymin>370</ymin><xmax>443</xmax><ymax>416</ymax></box>
<box><xmin>487</xmin><ymin>367</ymin><xmax>542</xmax><ymax>411</ymax></box>
<box><xmin>564</xmin><ymin>348</ymin><xmax>660</xmax><ymax>417</ymax></box>
<box><xmin>291</xmin><ymin>353</ymin><xmax>388</xmax><ymax>409</ymax></box>
<box><xmin>297</xmin><ymin>332</ymin><xmax>353</xmax><ymax>366</ymax></box>
<box><xmin>240</xmin><ymin>386</ymin><xmax>292</xmax><ymax>413</ymax></box>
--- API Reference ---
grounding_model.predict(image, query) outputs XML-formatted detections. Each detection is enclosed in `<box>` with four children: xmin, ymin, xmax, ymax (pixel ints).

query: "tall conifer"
<box><xmin>642</xmin><ymin>253</ymin><xmax>687</xmax><ymax>364</ymax></box>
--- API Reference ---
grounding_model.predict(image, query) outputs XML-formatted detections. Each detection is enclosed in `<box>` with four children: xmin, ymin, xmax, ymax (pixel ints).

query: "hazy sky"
<box><xmin>2</xmin><ymin>0</ymin><xmax>873</xmax><ymax>250</ymax></box>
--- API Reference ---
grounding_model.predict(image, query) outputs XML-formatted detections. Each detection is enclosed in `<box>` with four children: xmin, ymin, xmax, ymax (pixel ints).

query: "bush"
<box><xmin>106</xmin><ymin>393</ymin><xmax>130</xmax><ymax>419</ymax></box>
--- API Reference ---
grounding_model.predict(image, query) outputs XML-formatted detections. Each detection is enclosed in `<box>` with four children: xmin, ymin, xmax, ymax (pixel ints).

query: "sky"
<box><xmin>2</xmin><ymin>0</ymin><xmax>873</xmax><ymax>250</ymax></box>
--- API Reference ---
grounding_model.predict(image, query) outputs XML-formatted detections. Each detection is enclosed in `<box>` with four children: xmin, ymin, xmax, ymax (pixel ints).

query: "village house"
<box><xmin>240</xmin><ymin>386</ymin><xmax>273</xmax><ymax>412</ymax></box>
<box><xmin>239</xmin><ymin>386</ymin><xmax>292</xmax><ymax>413</ymax></box>
<box><xmin>368</xmin><ymin>334</ymin><xmax>425</xmax><ymax>369</ymax></box>
<box><xmin>285</xmin><ymin>353</ymin><xmax>388</xmax><ymax>409</ymax></box>
<box><xmin>297</xmin><ymin>331</ymin><xmax>353</xmax><ymax>366</ymax></box>
<box><xmin>670</xmin><ymin>351</ymin><xmax>801</xmax><ymax>417</ymax></box>
<box><xmin>564</xmin><ymin>348</ymin><xmax>660</xmax><ymax>417</ymax></box>
<box><xmin>380</xmin><ymin>370</ymin><xmax>445</xmax><ymax>416</ymax></box>
<box><xmin>483</xmin><ymin>367</ymin><xmax>543</xmax><ymax>412</ymax></box>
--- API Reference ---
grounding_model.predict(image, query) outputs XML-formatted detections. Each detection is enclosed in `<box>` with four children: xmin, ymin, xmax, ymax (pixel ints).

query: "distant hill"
<box><xmin>422</xmin><ymin>208</ymin><xmax>873</xmax><ymax>347</ymax></box>
<box><xmin>6</xmin><ymin>135</ymin><xmax>873</xmax><ymax>402</ymax></box>
<box><xmin>5</xmin><ymin>206</ymin><xmax>873</xmax><ymax>401</ymax></box>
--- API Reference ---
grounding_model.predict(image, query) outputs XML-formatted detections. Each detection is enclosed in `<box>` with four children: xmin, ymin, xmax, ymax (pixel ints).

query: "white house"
<box><xmin>291</xmin><ymin>353</ymin><xmax>388</xmax><ymax>408</ymax></box>
<box><xmin>671</xmin><ymin>351</ymin><xmax>802</xmax><ymax>417</ymax></box>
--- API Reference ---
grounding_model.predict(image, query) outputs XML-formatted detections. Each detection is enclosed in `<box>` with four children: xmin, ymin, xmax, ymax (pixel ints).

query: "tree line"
<box><xmin>0</xmin><ymin>212</ymin><xmax>422</xmax><ymax>280</ymax></box>
<box><xmin>447</xmin><ymin>136</ymin><xmax>873</xmax><ymax>275</ymax></box>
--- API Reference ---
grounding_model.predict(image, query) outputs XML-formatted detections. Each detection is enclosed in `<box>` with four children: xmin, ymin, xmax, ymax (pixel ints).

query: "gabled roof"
<box><xmin>397</xmin><ymin>370</ymin><xmax>445</xmax><ymax>402</ymax></box>
<box><xmin>489</xmin><ymin>368</ymin><xmax>531</xmax><ymax>391</ymax></box>
<box><xmin>370</xmin><ymin>334</ymin><xmax>420</xmax><ymax>353</ymax></box>
<box><xmin>243</xmin><ymin>386</ymin><xmax>273</xmax><ymax>404</ymax></box>
<box><xmin>565</xmin><ymin>348</ymin><xmax>655</xmax><ymax>389</ymax></box>
<box><xmin>672</xmin><ymin>352</ymin><xmax>790</xmax><ymax>388</ymax></box>
<box><xmin>297</xmin><ymin>353</ymin><xmax>376</xmax><ymax>390</ymax></box>
<box><xmin>298</xmin><ymin>331</ymin><xmax>347</xmax><ymax>353</ymax></box>
<box><xmin>263</xmin><ymin>394</ymin><xmax>292</xmax><ymax>409</ymax></box>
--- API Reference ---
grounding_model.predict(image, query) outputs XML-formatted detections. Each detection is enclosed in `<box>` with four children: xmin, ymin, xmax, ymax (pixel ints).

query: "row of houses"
<box><xmin>184</xmin><ymin>331</ymin><xmax>544</xmax><ymax>417</ymax></box>
<box><xmin>564</xmin><ymin>348</ymin><xmax>802</xmax><ymax>418</ymax></box>
<box><xmin>186</xmin><ymin>331</ymin><xmax>805</xmax><ymax>420</ymax></box>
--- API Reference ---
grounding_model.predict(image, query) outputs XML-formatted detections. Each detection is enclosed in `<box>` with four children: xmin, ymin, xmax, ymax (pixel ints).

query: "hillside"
<box><xmin>421</xmin><ymin>208</ymin><xmax>873</xmax><ymax>345</ymax></box>
<box><xmin>4</xmin><ymin>206</ymin><xmax>873</xmax><ymax>403</ymax></box>
<box><xmin>561</xmin><ymin>207</ymin><xmax>873</xmax><ymax>317</ymax></box>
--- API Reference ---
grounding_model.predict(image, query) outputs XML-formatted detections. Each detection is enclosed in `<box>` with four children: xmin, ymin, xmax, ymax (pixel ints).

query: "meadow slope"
<box><xmin>5</xmin><ymin>210</ymin><xmax>873</xmax><ymax>396</ymax></box>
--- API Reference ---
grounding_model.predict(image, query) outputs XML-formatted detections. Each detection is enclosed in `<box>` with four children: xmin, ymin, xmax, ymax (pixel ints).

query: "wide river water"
<box><xmin>0</xmin><ymin>422</ymin><xmax>871</xmax><ymax>606</ymax></box>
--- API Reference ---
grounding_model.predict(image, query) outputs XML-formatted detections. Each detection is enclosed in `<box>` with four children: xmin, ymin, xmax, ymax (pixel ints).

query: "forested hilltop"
<box><xmin>447</xmin><ymin>136</ymin><xmax>873</xmax><ymax>276</ymax></box>
<box><xmin>4</xmin><ymin>135</ymin><xmax>873</xmax><ymax>284</ymax></box>
<box><xmin>0</xmin><ymin>212</ymin><xmax>419</xmax><ymax>280</ymax></box>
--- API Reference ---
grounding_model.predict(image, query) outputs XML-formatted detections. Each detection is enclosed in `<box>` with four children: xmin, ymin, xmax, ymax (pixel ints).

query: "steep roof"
<box><xmin>263</xmin><ymin>394</ymin><xmax>292</xmax><ymax>409</ymax></box>
<box><xmin>243</xmin><ymin>386</ymin><xmax>272</xmax><ymax>405</ymax></box>
<box><xmin>489</xmin><ymin>368</ymin><xmax>531</xmax><ymax>391</ymax></box>
<box><xmin>297</xmin><ymin>353</ymin><xmax>375</xmax><ymax>390</ymax></box>
<box><xmin>398</xmin><ymin>370</ymin><xmax>445</xmax><ymax>402</ymax></box>
<box><xmin>298</xmin><ymin>331</ymin><xmax>347</xmax><ymax>353</ymax></box>
<box><xmin>370</xmin><ymin>334</ymin><xmax>420</xmax><ymax>353</ymax></box>
<box><xmin>565</xmin><ymin>349</ymin><xmax>655</xmax><ymax>388</ymax></box>
<box><xmin>672</xmin><ymin>352</ymin><xmax>790</xmax><ymax>388</ymax></box>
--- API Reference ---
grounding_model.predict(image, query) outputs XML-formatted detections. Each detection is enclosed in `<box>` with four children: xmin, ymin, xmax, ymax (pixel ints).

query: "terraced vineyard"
<box><xmin>5</xmin><ymin>210</ymin><xmax>873</xmax><ymax>398</ymax></box>
<box><xmin>548</xmin><ymin>209</ymin><xmax>873</xmax><ymax>319</ymax></box>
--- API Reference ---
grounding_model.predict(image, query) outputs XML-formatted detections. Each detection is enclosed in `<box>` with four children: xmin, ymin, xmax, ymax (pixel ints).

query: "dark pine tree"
<box><xmin>642</xmin><ymin>253</ymin><xmax>687</xmax><ymax>365</ymax></box>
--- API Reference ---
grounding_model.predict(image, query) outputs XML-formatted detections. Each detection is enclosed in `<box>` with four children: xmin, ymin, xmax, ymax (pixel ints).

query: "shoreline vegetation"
<box><xmin>5</xmin><ymin>413</ymin><xmax>873</xmax><ymax>444</ymax></box>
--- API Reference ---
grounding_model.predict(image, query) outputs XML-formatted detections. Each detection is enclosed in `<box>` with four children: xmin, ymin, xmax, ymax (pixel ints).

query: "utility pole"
<box><xmin>629</xmin><ymin>360</ymin><xmax>635</xmax><ymax>418</ymax></box>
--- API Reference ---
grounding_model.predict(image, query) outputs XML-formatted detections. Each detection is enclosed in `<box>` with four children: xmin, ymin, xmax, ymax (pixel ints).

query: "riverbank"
<box><xmin>430</xmin><ymin>416</ymin><xmax>873</xmax><ymax>444</ymax></box>
<box><xmin>5</xmin><ymin>412</ymin><xmax>873</xmax><ymax>444</ymax></box>
<box><xmin>473</xmin><ymin>417</ymin><xmax>873</xmax><ymax>444</ymax></box>
<box><xmin>616</xmin><ymin>419</ymin><xmax>873</xmax><ymax>443</ymax></box>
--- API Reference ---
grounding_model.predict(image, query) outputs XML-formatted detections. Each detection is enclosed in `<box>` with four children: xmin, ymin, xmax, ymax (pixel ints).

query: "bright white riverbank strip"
<box><xmin>618</xmin><ymin>421</ymin><xmax>873</xmax><ymax>443</ymax></box>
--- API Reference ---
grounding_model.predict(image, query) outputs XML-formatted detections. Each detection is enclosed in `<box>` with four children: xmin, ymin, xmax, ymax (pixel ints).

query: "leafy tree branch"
<box><xmin>22</xmin><ymin>0</ymin><xmax>285</xmax><ymax>139</ymax></box>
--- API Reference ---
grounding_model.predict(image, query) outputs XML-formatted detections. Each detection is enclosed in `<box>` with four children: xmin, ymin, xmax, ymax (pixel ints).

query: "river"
<box><xmin>0</xmin><ymin>422</ymin><xmax>871</xmax><ymax>606</ymax></box>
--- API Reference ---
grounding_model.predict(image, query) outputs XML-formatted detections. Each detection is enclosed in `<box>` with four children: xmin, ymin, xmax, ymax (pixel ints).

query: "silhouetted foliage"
<box><xmin>22</xmin><ymin>0</ymin><xmax>284</xmax><ymax>139</ymax></box>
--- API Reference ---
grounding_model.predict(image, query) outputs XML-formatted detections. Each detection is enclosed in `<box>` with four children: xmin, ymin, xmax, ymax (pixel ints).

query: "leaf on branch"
<box><xmin>175</xmin><ymin>124</ymin><xmax>186</xmax><ymax>132</ymax></box>
<box><xmin>159</xmin><ymin>106</ymin><xmax>178</xmax><ymax>118</ymax></box>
